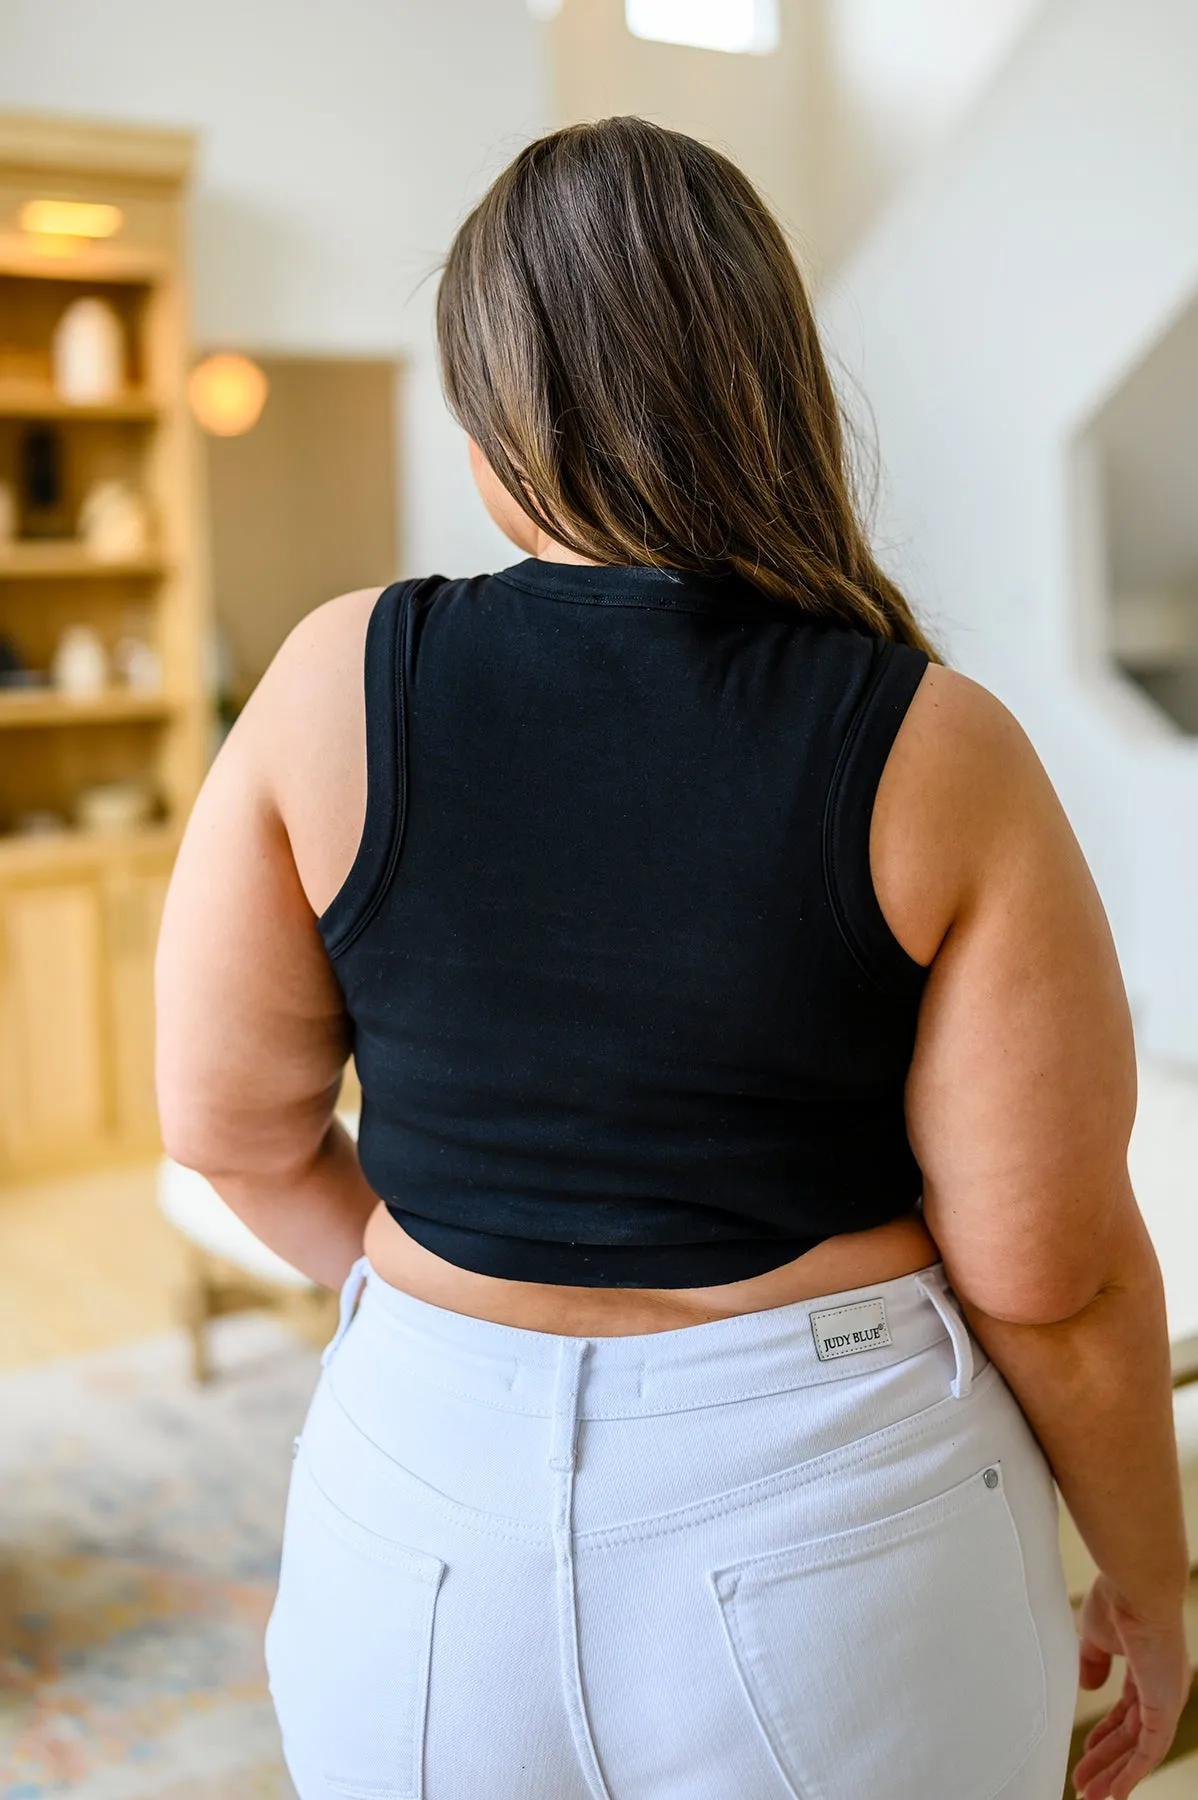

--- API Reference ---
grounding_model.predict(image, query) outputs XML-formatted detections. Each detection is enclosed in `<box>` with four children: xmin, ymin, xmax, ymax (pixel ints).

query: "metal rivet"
<box><xmin>983</xmin><ymin>1467</ymin><xmax>999</xmax><ymax>1489</ymax></box>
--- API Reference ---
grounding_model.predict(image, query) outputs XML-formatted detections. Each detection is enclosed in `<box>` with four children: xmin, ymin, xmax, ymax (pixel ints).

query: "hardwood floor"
<box><xmin>0</xmin><ymin>1159</ymin><xmax>186</xmax><ymax>1370</ymax></box>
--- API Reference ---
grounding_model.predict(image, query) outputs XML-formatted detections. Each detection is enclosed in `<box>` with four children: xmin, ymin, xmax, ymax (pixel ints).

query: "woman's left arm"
<box><xmin>154</xmin><ymin>593</ymin><xmax>381</xmax><ymax>1288</ymax></box>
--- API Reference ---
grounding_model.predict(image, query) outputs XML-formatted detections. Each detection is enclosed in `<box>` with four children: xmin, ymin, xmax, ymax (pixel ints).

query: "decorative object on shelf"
<box><xmin>18</xmin><ymin>424</ymin><xmax>71</xmax><ymax>538</ymax></box>
<box><xmin>78</xmin><ymin>477</ymin><xmax>151</xmax><ymax>561</ymax></box>
<box><xmin>0</xmin><ymin>631</ymin><xmax>42</xmax><ymax>689</ymax></box>
<box><xmin>0</xmin><ymin>479</ymin><xmax>15</xmax><ymax>545</ymax></box>
<box><xmin>52</xmin><ymin>294</ymin><xmax>125</xmax><ymax>403</ymax></box>
<box><xmin>112</xmin><ymin>605</ymin><xmax>163</xmax><ymax>692</ymax></box>
<box><xmin>13</xmin><ymin>808</ymin><xmax>68</xmax><ymax>836</ymax></box>
<box><xmin>188</xmin><ymin>351</ymin><xmax>268</xmax><ymax>436</ymax></box>
<box><xmin>51</xmin><ymin>622</ymin><xmax>107</xmax><ymax>695</ymax></box>
<box><xmin>74</xmin><ymin>778</ymin><xmax>155</xmax><ymax>834</ymax></box>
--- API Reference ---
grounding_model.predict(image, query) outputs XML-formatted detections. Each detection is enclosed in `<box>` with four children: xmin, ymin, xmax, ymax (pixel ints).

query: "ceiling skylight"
<box><xmin>625</xmin><ymin>0</ymin><xmax>779</xmax><ymax>54</ymax></box>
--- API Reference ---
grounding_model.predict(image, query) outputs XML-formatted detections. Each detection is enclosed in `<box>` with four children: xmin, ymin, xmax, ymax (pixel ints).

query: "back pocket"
<box><xmin>265</xmin><ymin>1454</ymin><xmax>446</xmax><ymax>1798</ymax></box>
<box><xmin>709</xmin><ymin>1461</ymin><xmax>1046</xmax><ymax>1800</ymax></box>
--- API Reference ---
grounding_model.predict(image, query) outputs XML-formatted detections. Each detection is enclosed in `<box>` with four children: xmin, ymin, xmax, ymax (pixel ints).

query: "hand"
<box><xmin>1071</xmin><ymin>1574</ymin><xmax>1192</xmax><ymax>1798</ymax></box>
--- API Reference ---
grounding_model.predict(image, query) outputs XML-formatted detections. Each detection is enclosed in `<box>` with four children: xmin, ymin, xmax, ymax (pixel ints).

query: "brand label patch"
<box><xmin>810</xmin><ymin>1297</ymin><xmax>891</xmax><ymax>1361</ymax></box>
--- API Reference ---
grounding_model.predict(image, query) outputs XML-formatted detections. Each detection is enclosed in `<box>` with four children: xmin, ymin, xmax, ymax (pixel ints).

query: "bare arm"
<box><xmin>874</xmin><ymin>665</ymin><xmax>1191</xmax><ymax>1799</ymax></box>
<box><xmin>154</xmin><ymin>588</ymin><xmax>382</xmax><ymax>1288</ymax></box>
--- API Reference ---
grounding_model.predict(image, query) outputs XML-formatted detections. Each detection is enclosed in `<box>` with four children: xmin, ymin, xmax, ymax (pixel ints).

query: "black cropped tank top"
<box><xmin>317</xmin><ymin>557</ymin><xmax>931</xmax><ymax>1288</ymax></box>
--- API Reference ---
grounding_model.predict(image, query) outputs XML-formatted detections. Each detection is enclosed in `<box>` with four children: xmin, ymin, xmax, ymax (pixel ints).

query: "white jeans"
<box><xmin>266</xmin><ymin>1256</ymin><xmax>1080</xmax><ymax>1799</ymax></box>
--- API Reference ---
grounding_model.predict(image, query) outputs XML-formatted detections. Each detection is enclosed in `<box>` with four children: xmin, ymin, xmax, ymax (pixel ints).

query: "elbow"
<box><xmin>155</xmin><ymin>1051</ymin><xmax>261</xmax><ymax>1178</ymax></box>
<box><xmin>948</xmin><ymin>1208</ymin><xmax>1163</xmax><ymax>1330</ymax></box>
<box><xmin>157</xmin><ymin>1121</ymin><xmax>317</xmax><ymax>1186</ymax></box>
<box><xmin>156</xmin><ymin>1076</ymin><xmax>334</xmax><ymax>1186</ymax></box>
<box><xmin>155</xmin><ymin>1076</ymin><xmax>257</xmax><ymax>1180</ymax></box>
<box><xmin>157</xmin><ymin>1101</ymin><xmax>238</xmax><ymax>1179</ymax></box>
<box><xmin>960</xmin><ymin>1279</ymin><xmax>1111</xmax><ymax>1330</ymax></box>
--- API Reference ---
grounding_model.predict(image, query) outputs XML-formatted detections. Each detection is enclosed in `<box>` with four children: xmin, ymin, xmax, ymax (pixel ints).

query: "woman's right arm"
<box><xmin>874</xmin><ymin>665</ymin><xmax>1191</xmax><ymax>1800</ymax></box>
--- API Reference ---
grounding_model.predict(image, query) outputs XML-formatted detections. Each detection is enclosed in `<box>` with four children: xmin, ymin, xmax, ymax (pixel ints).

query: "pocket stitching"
<box><xmin>293</xmin><ymin>1451</ymin><xmax>446</xmax><ymax>1587</ymax></box>
<box><xmin>710</xmin><ymin>1460</ymin><xmax>1048</xmax><ymax>1800</ymax></box>
<box><xmin>271</xmin><ymin>1455</ymin><xmax>445</xmax><ymax>1799</ymax></box>
<box><xmin>711</xmin><ymin>1459</ymin><xmax>996</xmax><ymax>1592</ymax></box>
<box><xmin>716</xmin><ymin>1559</ymin><xmax>815</xmax><ymax>1800</ymax></box>
<box><xmin>583</xmin><ymin>1359</ymin><xmax>1005</xmax><ymax>1552</ymax></box>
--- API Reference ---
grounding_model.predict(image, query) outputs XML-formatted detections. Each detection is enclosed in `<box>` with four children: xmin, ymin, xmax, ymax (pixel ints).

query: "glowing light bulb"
<box><xmin>20</xmin><ymin>199</ymin><xmax>124</xmax><ymax>239</ymax></box>
<box><xmin>188</xmin><ymin>352</ymin><xmax>269</xmax><ymax>437</ymax></box>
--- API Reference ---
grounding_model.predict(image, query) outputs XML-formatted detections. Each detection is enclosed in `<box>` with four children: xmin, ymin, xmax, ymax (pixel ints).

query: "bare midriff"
<box><xmin>362</xmin><ymin>1201</ymin><xmax>941</xmax><ymax>1337</ymax></box>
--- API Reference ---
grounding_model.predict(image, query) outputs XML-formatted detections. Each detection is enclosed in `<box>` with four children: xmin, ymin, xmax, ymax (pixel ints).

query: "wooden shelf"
<box><xmin>0</xmin><ymin>543</ymin><xmax>168</xmax><ymax>579</ymax></box>
<box><xmin>0</xmin><ymin>688</ymin><xmax>174</xmax><ymax>728</ymax></box>
<box><xmin>0</xmin><ymin>819</ymin><xmax>178</xmax><ymax>876</ymax></box>
<box><xmin>0</xmin><ymin>231</ymin><xmax>168</xmax><ymax>285</ymax></box>
<box><xmin>0</xmin><ymin>109</ymin><xmax>205</xmax><ymax>1182</ymax></box>
<box><xmin>0</xmin><ymin>383</ymin><xmax>160</xmax><ymax>420</ymax></box>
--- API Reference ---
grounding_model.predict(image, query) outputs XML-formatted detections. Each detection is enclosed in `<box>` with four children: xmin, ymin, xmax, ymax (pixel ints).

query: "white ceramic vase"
<box><xmin>78</xmin><ymin>479</ymin><xmax>150</xmax><ymax>560</ymax></box>
<box><xmin>52</xmin><ymin>296</ymin><xmax>125</xmax><ymax>404</ymax></box>
<box><xmin>52</xmin><ymin>624</ymin><xmax>108</xmax><ymax>696</ymax></box>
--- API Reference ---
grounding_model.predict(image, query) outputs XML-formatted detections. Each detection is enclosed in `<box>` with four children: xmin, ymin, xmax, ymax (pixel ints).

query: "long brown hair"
<box><xmin>436</xmin><ymin>116</ymin><xmax>935</xmax><ymax>657</ymax></box>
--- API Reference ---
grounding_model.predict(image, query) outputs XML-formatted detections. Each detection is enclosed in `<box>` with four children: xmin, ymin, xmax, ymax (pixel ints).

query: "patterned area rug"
<box><xmin>0</xmin><ymin>1315</ymin><xmax>321</xmax><ymax>1799</ymax></box>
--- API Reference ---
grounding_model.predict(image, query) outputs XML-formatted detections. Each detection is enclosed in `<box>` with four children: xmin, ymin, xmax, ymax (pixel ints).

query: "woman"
<box><xmin>155</xmin><ymin>118</ymin><xmax>1190</xmax><ymax>1800</ymax></box>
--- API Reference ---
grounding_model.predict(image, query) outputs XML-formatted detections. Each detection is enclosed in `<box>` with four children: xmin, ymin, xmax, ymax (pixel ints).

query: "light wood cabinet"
<box><xmin>103</xmin><ymin>855</ymin><xmax>171</xmax><ymax>1143</ymax></box>
<box><xmin>0</xmin><ymin>873</ymin><xmax>107</xmax><ymax>1162</ymax></box>
<box><xmin>0</xmin><ymin>111</ymin><xmax>209</xmax><ymax>1178</ymax></box>
<box><xmin>0</xmin><ymin>839</ymin><xmax>174</xmax><ymax>1172</ymax></box>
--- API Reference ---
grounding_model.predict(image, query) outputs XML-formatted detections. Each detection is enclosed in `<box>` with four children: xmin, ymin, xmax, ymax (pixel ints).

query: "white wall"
<box><xmin>0</xmin><ymin>0</ymin><xmax>549</xmax><ymax>579</ymax></box>
<box><xmin>819</xmin><ymin>0</ymin><xmax>1198</xmax><ymax>1060</ymax></box>
<box><xmin>814</xmin><ymin>0</ymin><xmax>1045</xmax><ymax>266</ymax></box>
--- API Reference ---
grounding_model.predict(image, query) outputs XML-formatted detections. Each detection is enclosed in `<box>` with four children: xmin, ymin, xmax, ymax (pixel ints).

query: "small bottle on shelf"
<box><xmin>51</xmin><ymin>623</ymin><xmax>107</xmax><ymax>695</ymax></box>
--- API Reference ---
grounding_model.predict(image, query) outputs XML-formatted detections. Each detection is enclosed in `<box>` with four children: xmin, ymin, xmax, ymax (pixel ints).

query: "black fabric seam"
<box><xmin>329</xmin><ymin>581</ymin><xmax>412</xmax><ymax>957</ymax></box>
<box><xmin>319</xmin><ymin>581</ymin><xmax>413</xmax><ymax>960</ymax></box>
<box><xmin>492</xmin><ymin>570</ymin><xmax>735</xmax><ymax>617</ymax></box>
<box><xmin>821</xmin><ymin>642</ymin><xmax>927</xmax><ymax>997</ymax></box>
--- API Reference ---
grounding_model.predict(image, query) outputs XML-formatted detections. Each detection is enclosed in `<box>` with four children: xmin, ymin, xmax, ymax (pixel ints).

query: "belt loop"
<box><xmin>321</xmin><ymin>1254</ymin><xmax>370</xmax><ymax>1369</ymax></box>
<box><xmin>548</xmin><ymin>1337</ymin><xmax>588</xmax><ymax>1472</ymax></box>
<box><xmin>915</xmin><ymin>1268</ymin><xmax>974</xmax><ymax>1400</ymax></box>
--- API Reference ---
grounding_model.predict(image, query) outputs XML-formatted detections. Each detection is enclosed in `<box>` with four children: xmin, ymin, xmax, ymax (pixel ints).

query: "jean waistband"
<box><xmin>323</xmin><ymin>1254</ymin><xmax>985</xmax><ymax>1418</ymax></box>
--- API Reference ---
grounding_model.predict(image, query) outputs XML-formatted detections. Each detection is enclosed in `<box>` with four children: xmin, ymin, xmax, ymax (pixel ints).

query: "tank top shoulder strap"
<box><xmin>316</xmin><ymin>576</ymin><xmax>430</xmax><ymax>959</ymax></box>
<box><xmin>821</xmin><ymin>634</ymin><xmax>931</xmax><ymax>997</ymax></box>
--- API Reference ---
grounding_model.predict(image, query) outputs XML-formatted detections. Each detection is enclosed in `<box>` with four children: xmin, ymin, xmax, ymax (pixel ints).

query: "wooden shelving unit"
<box><xmin>0</xmin><ymin>544</ymin><xmax>168</xmax><ymax>577</ymax></box>
<box><xmin>0</xmin><ymin>110</ymin><xmax>210</xmax><ymax>1178</ymax></box>
<box><xmin>0</xmin><ymin>386</ymin><xmax>161</xmax><ymax>421</ymax></box>
<box><xmin>0</xmin><ymin>689</ymin><xmax>175</xmax><ymax>728</ymax></box>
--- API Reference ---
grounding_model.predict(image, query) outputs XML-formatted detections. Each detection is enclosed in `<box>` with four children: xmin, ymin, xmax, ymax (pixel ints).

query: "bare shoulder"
<box><xmin>252</xmin><ymin>584</ymin><xmax>383</xmax><ymax>715</ymax></box>
<box><xmin>886</xmin><ymin>661</ymin><xmax>1049</xmax><ymax>815</ymax></box>
<box><xmin>236</xmin><ymin>585</ymin><xmax>387</xmax><ymax>916</ymax></box>
<box><xmin>871</xmin><ymin>660</ymin><xmax>1068</xmax><ymax>967</ymax></box>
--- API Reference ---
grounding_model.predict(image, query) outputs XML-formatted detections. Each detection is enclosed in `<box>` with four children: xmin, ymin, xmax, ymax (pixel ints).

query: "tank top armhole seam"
<box><xmin>821</xmin><ymin>637</ymin><xmax>931</xmax><ymax>997</ymax></box>
<box><xmin>316</xmin><ymin>579</ymin><xmax>414</xmax><ymax>960</ymax></box>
